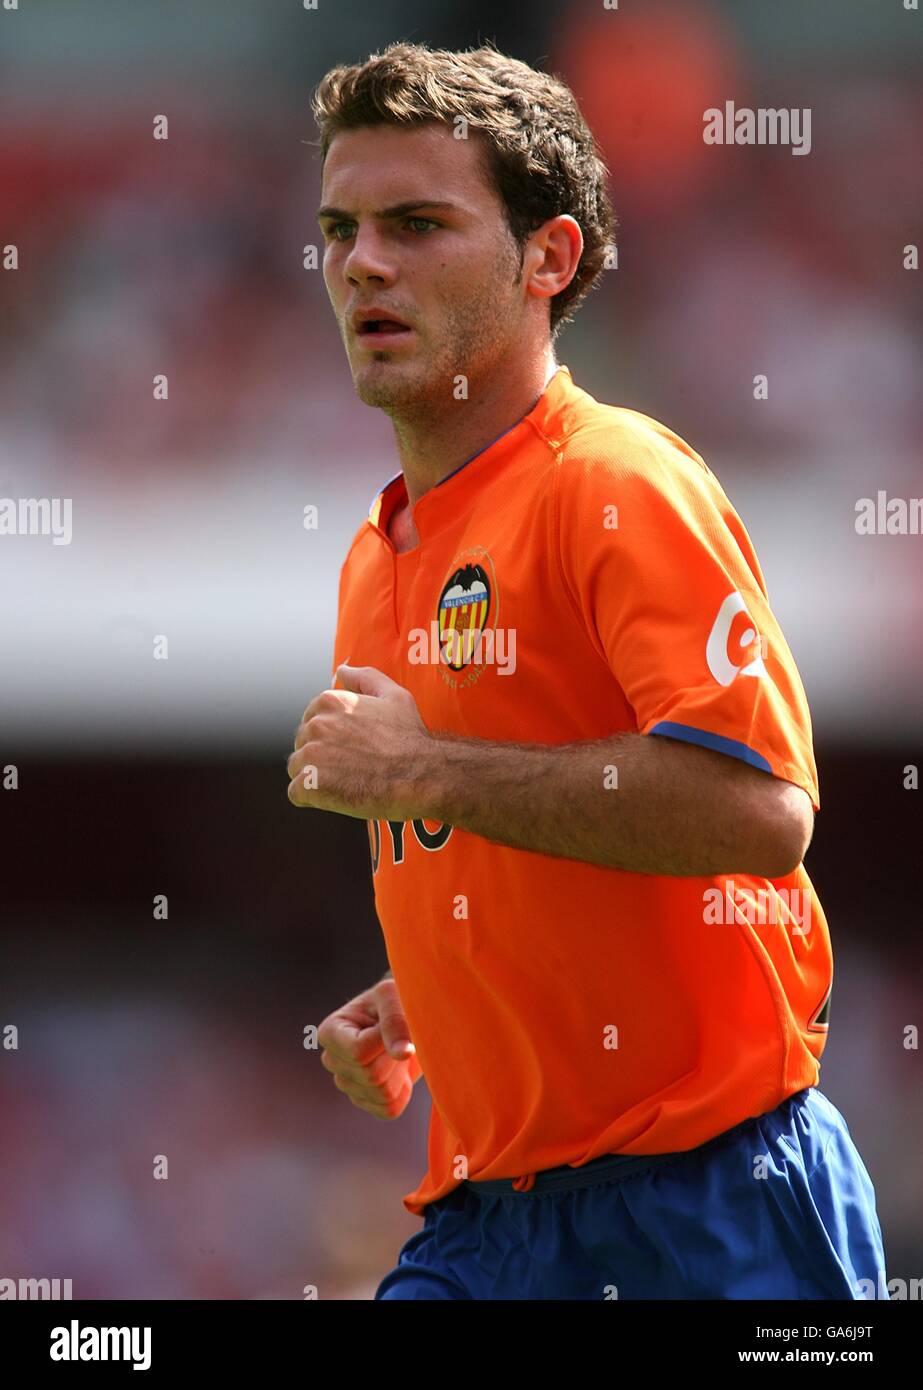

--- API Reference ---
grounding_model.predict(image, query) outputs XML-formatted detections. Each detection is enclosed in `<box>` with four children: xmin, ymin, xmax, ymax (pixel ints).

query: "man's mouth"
<box><xmin>356</xmin><ymin>320</ymin><xmax>413</xmax><ymax>335</ymax></box>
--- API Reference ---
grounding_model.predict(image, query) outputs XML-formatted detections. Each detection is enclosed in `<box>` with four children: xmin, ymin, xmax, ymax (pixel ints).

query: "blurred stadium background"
<box><xmin>1</xmin><ymin>0</ymin><xmax>921</xmax><ymax>1298</ymax></box>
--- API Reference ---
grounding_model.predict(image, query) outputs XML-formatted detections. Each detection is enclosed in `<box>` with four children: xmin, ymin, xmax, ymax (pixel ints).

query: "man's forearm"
<box><xmin>412</xmin><ymin>730</ymin><xmax>807</xmax><ymax>878</ymax></box>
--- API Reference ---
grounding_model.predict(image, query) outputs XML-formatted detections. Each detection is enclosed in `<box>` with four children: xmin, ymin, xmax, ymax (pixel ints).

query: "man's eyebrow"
<box><xmin>316</xmin><ymin>200</ymin><xmax>460</xmax><ymax>222</ymax></box>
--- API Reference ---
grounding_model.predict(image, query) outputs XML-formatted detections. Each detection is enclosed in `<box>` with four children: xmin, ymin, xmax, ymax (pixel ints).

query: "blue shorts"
<box><xmin>375</xmin><ymin>1087</ymin><xmax>887</xmax><ymax>1300</ymax></box>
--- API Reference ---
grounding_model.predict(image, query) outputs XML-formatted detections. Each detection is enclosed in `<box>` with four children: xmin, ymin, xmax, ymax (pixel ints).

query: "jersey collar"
<box><xmin>368</xmin><ymin>364</ymin><xmax>574</xmax><ymax>544</ymax></box>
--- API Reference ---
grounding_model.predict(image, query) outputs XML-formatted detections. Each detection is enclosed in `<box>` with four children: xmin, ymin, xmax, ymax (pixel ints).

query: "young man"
<box><xmin>287</xmin><ymin>42</ymin><xmax>887</xmax><ymax>1299</ymax></box>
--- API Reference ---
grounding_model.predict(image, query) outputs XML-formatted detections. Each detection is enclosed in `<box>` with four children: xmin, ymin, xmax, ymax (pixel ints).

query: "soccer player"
<box><xmin>287</xmin><ymin>42</ymin><xmax>887</xmax><ymax>1299</ymax></box>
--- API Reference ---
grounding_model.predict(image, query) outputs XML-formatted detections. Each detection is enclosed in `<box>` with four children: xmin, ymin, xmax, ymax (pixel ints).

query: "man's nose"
<box><xmin>344</xmin><ymin>226</ymin><xmax>396</xmax><ymax>286</ymax></box>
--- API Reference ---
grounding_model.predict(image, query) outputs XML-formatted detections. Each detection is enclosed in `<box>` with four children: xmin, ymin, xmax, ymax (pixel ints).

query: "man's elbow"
<box><xmin>747</xmin><ymin>783</ymin><xmax>815</xmax><ymax>879</ymax></box>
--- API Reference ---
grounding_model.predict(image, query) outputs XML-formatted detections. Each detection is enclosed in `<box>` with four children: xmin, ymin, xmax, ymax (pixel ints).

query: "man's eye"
<box><xmin>325</xmin><ymin>217</ymin><xmax>438</xmax><ymax>241</ymax></box>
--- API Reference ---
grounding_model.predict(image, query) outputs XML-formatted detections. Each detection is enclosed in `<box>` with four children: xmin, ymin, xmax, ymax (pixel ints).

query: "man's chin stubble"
<box><xmin>351</xmin><ymin>360</ymin><xmax>443</xmax><ymax>414</ymax></box>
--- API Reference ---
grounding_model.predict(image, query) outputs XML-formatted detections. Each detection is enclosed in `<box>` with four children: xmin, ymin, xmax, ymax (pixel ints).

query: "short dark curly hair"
<box><xmin>311</xmin><ymin>41</ymin><xmax>616</xmax><ymax>338</ymax></box>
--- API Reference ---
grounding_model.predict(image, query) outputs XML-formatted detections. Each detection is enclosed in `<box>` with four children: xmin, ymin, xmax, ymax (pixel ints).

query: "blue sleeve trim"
<box><xmin>648</xmin><ymin>721</ymin><xmax>773</xmax><ymax>773</ymax></box>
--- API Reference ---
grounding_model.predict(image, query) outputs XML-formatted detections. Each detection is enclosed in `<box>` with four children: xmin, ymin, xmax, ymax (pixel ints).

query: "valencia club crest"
<box><xmin>435</xmin><ymin>547</ymin><xmax>499</xmax><ymax>688</ymax></box>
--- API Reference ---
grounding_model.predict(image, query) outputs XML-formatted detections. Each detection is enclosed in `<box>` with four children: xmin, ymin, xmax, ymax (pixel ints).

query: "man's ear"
<box><xmin>524</xmin><ymin>214</ymin><xmax>583</xmax><ymax>306</ymax></box>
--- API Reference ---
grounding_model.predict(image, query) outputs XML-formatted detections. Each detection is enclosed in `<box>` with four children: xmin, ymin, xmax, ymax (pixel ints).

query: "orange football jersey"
<box><xmin>333</xmin><ymin>364</ymin><xmax>831</xmax><ymax>1216</ymax></box>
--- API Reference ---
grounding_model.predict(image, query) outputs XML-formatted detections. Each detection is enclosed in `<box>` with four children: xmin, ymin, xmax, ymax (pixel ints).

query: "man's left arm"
<box><xmin>286</xmin><ymin>664</ymin><xmax>814</xmax><ymax>879</ymax></box>
<box><xmin>416</xmin><ymin>723</ymin><xmax>813</xmax><ymax>879</ymax></box>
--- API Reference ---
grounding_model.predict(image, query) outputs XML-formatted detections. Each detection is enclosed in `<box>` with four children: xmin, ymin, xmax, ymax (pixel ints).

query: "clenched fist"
<box><xmin>287</xmin><ymin>663</ymin><xmax>437</xmax><ymax>821</ymax></box>
<box><xmin>317</xmin><ymin>975</ymin><xmax>423</xmax><ymax>1120</ymax></box>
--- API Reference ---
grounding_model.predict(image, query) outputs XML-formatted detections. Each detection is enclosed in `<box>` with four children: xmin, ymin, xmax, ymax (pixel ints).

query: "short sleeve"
<box><xmin>554</xmin><ymin>418</ymin><xmax>820</xmax><ymax>810</ymax></box>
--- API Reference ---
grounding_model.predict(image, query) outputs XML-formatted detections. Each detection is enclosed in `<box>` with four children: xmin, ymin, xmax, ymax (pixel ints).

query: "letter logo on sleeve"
<box><xmin>706</xmin><ymin>591</ymin><xmax>767</xmax><ymax>686</ymax></box>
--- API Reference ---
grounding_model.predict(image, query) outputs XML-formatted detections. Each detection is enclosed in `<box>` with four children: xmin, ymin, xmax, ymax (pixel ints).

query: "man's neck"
<box><xmin>391</xmin><ymin>349</ymin><xmax>558</xmax><ymax>509</ymax></box>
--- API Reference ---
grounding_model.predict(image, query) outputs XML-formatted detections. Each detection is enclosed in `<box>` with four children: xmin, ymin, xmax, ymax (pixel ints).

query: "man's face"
<box><xmin>318</xmin><ymin>122</ymin><xmax>528</xmax><ymax>413</ymax></box>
